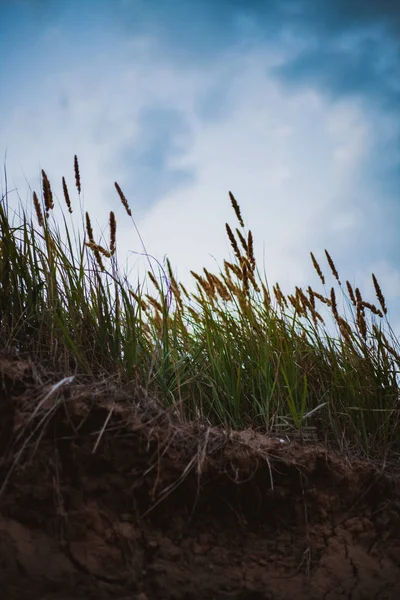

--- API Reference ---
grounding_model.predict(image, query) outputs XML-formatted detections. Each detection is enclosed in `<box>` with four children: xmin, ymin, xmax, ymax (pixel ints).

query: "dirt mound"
<box><xmin>1</xmin><ymin>353</ymin><xmax>400</xmax><ymax>599</ymax></box>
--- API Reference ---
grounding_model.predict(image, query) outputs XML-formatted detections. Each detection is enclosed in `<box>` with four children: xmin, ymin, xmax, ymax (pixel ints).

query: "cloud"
<box><xmin>0</xmin><ymin>0</ymin><xmax>399</xmax><ymax>337</ymax></box>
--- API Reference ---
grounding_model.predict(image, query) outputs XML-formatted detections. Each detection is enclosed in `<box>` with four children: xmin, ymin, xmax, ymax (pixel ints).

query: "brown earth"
<box><xmin>0</xmin><ymin>352</ymin><xmax>400</xmax><ymax>600</ymax></box>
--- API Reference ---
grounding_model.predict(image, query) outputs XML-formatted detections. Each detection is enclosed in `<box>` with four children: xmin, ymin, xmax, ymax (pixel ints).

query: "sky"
<box><xmin>1</xmin><ymin>0</ymin><xmax>399</xmax><ymax>336</ymax></box>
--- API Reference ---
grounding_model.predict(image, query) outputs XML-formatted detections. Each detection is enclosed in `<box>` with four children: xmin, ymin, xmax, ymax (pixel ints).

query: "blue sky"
<box><xmin>1</xmin><ymin>0</ymin><xmax>399</xmax><ymax>333</ymax></box>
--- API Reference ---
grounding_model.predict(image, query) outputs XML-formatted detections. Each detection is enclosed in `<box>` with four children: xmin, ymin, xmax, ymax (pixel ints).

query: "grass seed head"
<box><xmin>224</xmin><ymin>260</ymin><xmax>243</xmax><ymax>281</ymax></box>
<box><xmin>146</xmin><ymin>294</ymin><xmax>163</xmax><ymax>313</ymax></box>
<box><xmin>313</xmin><ymin>311</ymin><xmax>325</xmax><ymax>326</ymax></box>
<box><xmin>330</xmin><ymin>288</ymin><xmax>339</xmax><ymax>323</ymax></box>
<box><xmin>229</xmin><ymin>191</ymin><xmax>244</xmax><ymax>227</ymax></box>
<box><xmin>311</xmin><ymin>290</ymin><xmax>331</xmax><ymax>307</ymax></box>
<box><xmin>362</xmin><ymin>301</ymin><xmax>383</xmax><ymax>319</ymax></box>
<box><xmin>33</xmin><ymin>191</ymin><xmax>44</xmax><ymax>227</ymax></box>
<box><xmin>41</xmin><ymin>170</ymin><xmax>54</xmax><ymax>215</ymax></box>
<box><xmin>310</xmin><ymin>252</ymin><xmax>325</xmax><ymax>285</ymax></box>
<box><xmin>212</xmin><ymin>275</ymin><xmax>231</xmax><ymax>302</ymax></box>
<box><xmin>261</xmin><ymin>282</ymin><xmax>271</xmax><ymax>308</ymax></box>
<box><xmin>372</xmin><ymin>273</ymin><xmax>387</xmax><ymax>315</ymax></box>
<box><xmin>85</xmin><ymin>241</ymin><xmax>111</xmax><ymax>258</ymax></box>
<box><xmin>338</xmin><ymin>316</ymin><xmax>353</xmax><ymax>344</ymax></box>
<box><xmin>62</xmin><ymin>177</ymin><xmax>72</xmax><ymax>213</ymax></box>
<box><xmin>225</xmin><ymin>223</ymin><xmax>242</xmax><ymax>262</ymax></box>
<box><xmin>325</xmin><ymin>250</ymin><xmax>341</xmax><ymax>284</ymax></box>
<box><xmin>355</xmin><ymin>287</ymin><xmax>363</xmax><ymax>307</ymax></box>
<box><xmin>115</xmin><ymin>182</ymin><xmax>132</xmax><ymax>217</ymax></box>
<box><xmin>346</xmin><ymin>280</ymin><xmax>356</xmax><ymax>307</ymax></box>
<box><xmin>273</xmin><ymin>282</ymin><xmax>288</xmax><ymax>309</ymax></box>
<box><xmin>109</xmin><ymin>211</ymin><xmax>116</xmax><ymax>255</ymax></box>
<box><xmin>297</xmin><ymin>287</ymin><xmax>313</xmax><ymax>315</ymax></box>
<box><xmin>179</xmin><ymin>282</ymin><xmax>190</xmax><ymax>299</ymax></box>
<box><xmin>190</xmin><ymin>270</ymin><xmax>206</xmax><ymax>287</ymax></box>
<box><xmin>236</xmin><ymin>228</ymin><xmax>248</xmax><ymax>254</ymax></box>
<box><xmin>166</xmin><ymin>259</ymin><xmax>183</xmax><ymax>310</ymax></box>
<box><xmin>247</xmin><ymin>230</ymin><xmax>256</xmax><ymax>271</ymax></box>
<box><xmin>93</xmin><ymin>248</ymin><xmax>105</xmax><ymax>272</ymax></box>
<box><xmin>129</xmin><ymin>289</ymin><xmax>148</xmax><ymax>312</ymax></box>
<box><xmin>85</xmin><ymin>212</ymin><xmax>94</xmax><ymax>243</ymax></box>
<box><xmin>148</xmin><ymin>270</ymin><xmax>161</xmax><ymax>293</ymax></box>
<box><xmin>241</xmin><ymin>262</ymin><xmax>249</xmax><ymax>296</ymax></box>
<box><xmin>247</xmin><ymin>269</ymin><xmax>260</xmax><ymax>293</ymax></box>
<box><xmin>307</xmin><ymin>286</ymin><xmax>316</xmax><ymax>311</ymax></box>
<box><xmin>74</xmin><ymin>155</ymin><xmax>81</xmax><ymax>194</ymax></box>
<box><xmin>356</xmin><ymin>307</ymin><xmax>367</xmax><ymax>341</ymax></box>
<box><xmin>288</xmin><ymin>293</ymin><xmax>300</xmax><ymax>313</ymax></box>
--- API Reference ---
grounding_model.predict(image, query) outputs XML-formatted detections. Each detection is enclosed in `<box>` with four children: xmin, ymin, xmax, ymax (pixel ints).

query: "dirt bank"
<box><xmin>0</xmin><ymin>353</ymin><xmax>399</xmax><ymax>599</ymax></box>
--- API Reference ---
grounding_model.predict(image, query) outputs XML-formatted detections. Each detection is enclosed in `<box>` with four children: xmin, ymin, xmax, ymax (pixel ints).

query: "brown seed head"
<box><xmin>225</xmin><ymin>223</ymin><xmax>242</xmax><ymax>262</ymax></box>
<box><xmin>313</xmin><ymin>311</ymin><xmax>325</xmax><ymax>326</ymax></box>
<box><xmin>379</xmin><ymin>333</ymin><xmax>400</xmax><ymax>362</ymax></box>
<box><xmin>224</xmin><ymin>260</ymin><xmax>243</xmax><ymax>280</ymax></box>
<box><xmin>85</xmin><ymin>241</ymin><xmax>111</xmax><ymax>258</ymax></box>
<box><xmin>212</xmin><ymin>276</ymin><xmax>231</xmax><ymax>302</ymax></box>
<box><xmin>310</xmin><ymin>289</ymin><xmax>331</xmax><ymax>307</ymax></box>
<box><xmin>62</xmin><ymin>177</ymin><xmax>72</xmax><ymax>213</ymax></box>
<box><xmin>356</xmin><ymin>308</ymin><xmax>367</xmax><ymax>341</ymax></box>
<box><xmin>109</xmin><ymin>211</ymin><xmax>116</xmax><ymax>255</ymax></box>
<box><xmin>330</xmin><ymin>288</ymin><xmax>339</xmax><ymax>323</ymax></box>
<box><xmin>362</xmin><ymin>301</ymin><xmax>383</xmax><ymax>318</ymax></box>
<box><xmin>247</xmin><ymin>270</ymin><xmax>260</xmax><ymax>293</ymax></box>
<box><xmin>229</xmin><ymin>191</ymin><xmax>244</xmax><ymax>227</ymax></box>
<box><xmin>41</xmin><ymin>170</ymin><xmax>54</xmax><ymax>214</ymax></box>
<box><xmin>372</xmin><ymin>273</ymin><xmax>387</xmax><ymax>315</ymax></box>
<box><xmin>85</xmin><ymin>212</ymin><xmax>94</xmax><ymax>243</ymax></box>
<box><xmin>145</xmin><ymin>294</ymin><xmax>163</xmax><ymax>313</ymax></box>
<box><xmin>179</xmin><ymin>282</ymin><xmax>190</xmax><ymax>299</ymax></box>
<box><xmin>346</xmin><ymin>280</ymin><xmax>356</xmax><ymax>307</ymax></box>
<box><xmin>166</xmin><ymin>259</ymin><xmax>182</xmax><ymax>309</ymax></box>
<box><xmin>247</xmin><ymin>230</ymin><xmax>256</xmax><ymax>271</ymax></box>
<box><xmin>74</xmin><ymin>155</ymin><xmax>81</xmax><ymax>194</ymax></box>
<box><xmin>115</xmin><ymin>182</ymin><xmax>132</xmax><ymax>217</ymax></box>
<box><xmin>202</xmin><ymin>268</ymin><xmax>216</xmax><ymax>299</ymax></box>
<box><xmin>325</xmin><ymin>250</ymin><xmax>341</xmax><ymax>284</ymax></box>
<box><xmin>148</xmin><ymin>270</ymin><xmax>161</xmax><ymax>293</ymax></box>
<box><xmin>307</xmin><ymin>286</ymin><xmax>315</xmax><ymax>311</ymax></box>
<box><xmin>355</xmin><ymin>287</ymin><xmax>363</xmax><ymax>307</ymax></box>
<box><xmin>242</xmin><ymin>262</ymin><xmax>249</xmax><ymax>296</ymax></box>
<box><xmin>236</xmin><ymin>228</ymin><xmax>248</xmax><ymax>254</ymax></box>
<box><xmin>223</xmin><ymin>275</ymin><xmax>241</xmax><ymax>296</ymax></box>
<box><xmin>310</xmin><ymin>252</ymin><xmax>325</xmax><ymax>285</ymax></box>
<box><xmin>288</xmin><ymin>294</ymin><xmax>300</xmax><ymax>313</ymax></box>
<box><xmin>338</xmin><ymin>317</ymin><xmax>353</xmax><ymax>344</ymax></box>
<box><xmin>273</xmin><ymin>283</ymin><xmax>288</xmax><ymax>309</ymax></box>
<box><xmin>33</xmin><ymin>191</ymin><xmax>44</xmax><ymax>227</ymax></box>
<box><xmin>190</xmin><ymin>270</ymin><xmax>213</xmax><ymax>297</ymax></box>
<box><xmin>261</xmin><ymin>283</ymin><xmax>271</xmax><ymax>308</ymax></box>
<box><xmin>92</xmin><ymin>247</ymin><xmax>105</xmax><ymax>272</ymax></box>
<box><xmin>298</xmin><ymin>287</ymin><xmax>314</xmax><ymax>315</ymax></box>
<box><xmin>129</xmin><ymin>290</ymin><xmax>148</xmax><ymax>312</ymax></box>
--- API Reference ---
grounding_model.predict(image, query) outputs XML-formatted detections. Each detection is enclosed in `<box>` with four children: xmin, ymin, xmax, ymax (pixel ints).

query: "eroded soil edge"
<box><xmin>1</xmin><ymin>354</ymin><xmax>400</xmax><ymax>599</ymax></box>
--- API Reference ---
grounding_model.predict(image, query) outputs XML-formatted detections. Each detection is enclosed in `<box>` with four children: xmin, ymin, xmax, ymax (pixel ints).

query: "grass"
<box><xmin>1</xmin><ymin>156</ymin><xmax>399</xmax><ymax>460</ymax></box>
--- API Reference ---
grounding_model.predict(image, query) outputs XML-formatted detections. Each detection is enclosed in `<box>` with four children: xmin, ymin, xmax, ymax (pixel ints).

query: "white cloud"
<box><xmin>1</xmin><ymin>36</ymin><xmax>398</xmax><ymax>335</ymax></box>
<box><xmin>326</xmin><ymin>102</ymin><xmax>370</xmax><ymax>170</ymax></box>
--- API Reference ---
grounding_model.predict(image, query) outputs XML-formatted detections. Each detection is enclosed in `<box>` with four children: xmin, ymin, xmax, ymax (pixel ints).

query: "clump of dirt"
<box><xmin>0</xmin><ymin>352</ymin><xmax>400</xmax><ymax>599</ymax></box>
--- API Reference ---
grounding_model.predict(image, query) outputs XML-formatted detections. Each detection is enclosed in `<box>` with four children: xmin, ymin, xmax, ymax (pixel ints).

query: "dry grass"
<box><xmin>0</xmin><ymin>156</ymin><xmax>399</xmax><ymax>460</ymax></box>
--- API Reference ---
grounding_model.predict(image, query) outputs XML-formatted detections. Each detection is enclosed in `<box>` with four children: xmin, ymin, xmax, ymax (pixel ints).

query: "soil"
<box><xmin>1</xmin><ymin>352</ymin><xmax>400</xmax><ymax>600</ymax></box>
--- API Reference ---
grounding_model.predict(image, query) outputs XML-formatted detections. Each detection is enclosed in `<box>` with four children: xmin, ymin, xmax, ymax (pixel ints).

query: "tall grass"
<box><xmin>1</xmin><ymin>157</ymin><xmax>399</xmax><ymax>458</ymax></box>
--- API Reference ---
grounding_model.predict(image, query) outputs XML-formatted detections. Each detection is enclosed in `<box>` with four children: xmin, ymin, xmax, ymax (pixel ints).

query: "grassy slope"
<box><xmin>0</xmin><ymin>156</ymin><xmax>399</xmax><ymax>459</ymax></box>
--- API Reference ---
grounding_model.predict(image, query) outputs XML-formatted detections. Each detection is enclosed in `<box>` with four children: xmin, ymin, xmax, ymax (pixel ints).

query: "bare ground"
<box><xmin>0</xmin><ymin>352</ymin><xmax>400</xmax><ymax>599</ymax></box>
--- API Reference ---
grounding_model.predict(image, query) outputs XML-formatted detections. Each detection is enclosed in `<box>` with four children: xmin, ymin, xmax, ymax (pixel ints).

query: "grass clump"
<box><xmin>0</xmin><ymin>157</ymin><xmax>399</xmax><ymax>460</ymax></box>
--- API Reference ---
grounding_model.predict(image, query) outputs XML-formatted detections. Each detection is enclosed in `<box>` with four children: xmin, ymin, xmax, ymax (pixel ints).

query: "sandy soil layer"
<box><xmin>0</xmin><ymin>354</ymin><xmax>399</xmax><ymax>599</ymax></box>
